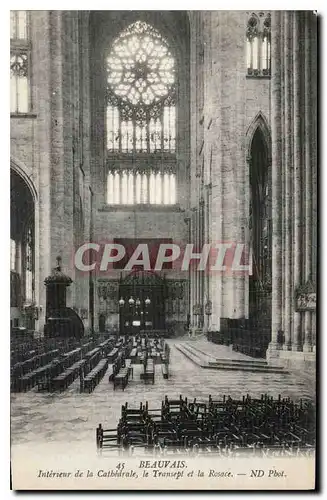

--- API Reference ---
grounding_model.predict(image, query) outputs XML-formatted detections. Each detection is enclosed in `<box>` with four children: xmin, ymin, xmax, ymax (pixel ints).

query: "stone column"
<box><xmin>197</xmin><ymin>203</ymin><xmax>202</xmax><ymax>328</ymax></box>
<box><xmin>303</xmin><ymin>11</ymin><xmax>313</xmax><ymax>352</ymax></box>
<box><xmin>311</xmin><ymin>312</ymin><xmax>316</xmax><ymax>353</ymax></box>
<box><xmin>119</xmin><ymin>172</ymin><xmax>123</xmax><ymax>204</ymax></box>
<box><xmin>49</xmin><ymin>11</ymin><xmax>75</xmax><ymax>310</ymax></box>
<box><xmin>81</xmin><ymin>13</ymin><xmax>92</xmax><ymax>333</ymax></box>
<box><xmin>218</xmin><ymin>10</ymin><xmax>247</xmax><ymax>322</ymax></box>
<box><xmin>281</xmin><ymin>13</ymin><xmax>285</xmax><ymax>337</ymax></box>
<box><xmin>210</xmin><ymin>189</ymin><xmax>222</xmax><ymax>332</ymax></box>
<box><xmin>199</xmin><ymin>197</ymin><xmax>205</xmax><ymax>329</ymax></box>
<box><xmin>33</xmin><ymin>11</ymin><xmax>52</xmax><ymax>332</ymax></box>
<box><xmin>204</xmin><ymin>184</ymin><xmax>211</xmax><ymax>332</ymax></box>
<box><xmin>146</xmin><ymin>172</ymin><xmax>150</xmax><ymax>204</ymax></box>
<box><xmin>190</xmin><ymin>209</ymin><xmax>196</xmax><ymax>328</ymax></box>
<box><xmin>194</xmin><ymin>207</ymin><xmax>199</xmax><ymax>328</ymax></box>
<box><xmin>207</xmin><ymin>12</ymin><xmax>223</xmax><ymax>333</ymax></box>
<box><xmin>283</xmin><ymin>12</ymin><xmax>293</xmax><ymax>350</ymax></box>
<box><xmin>292</xmin><ymin>12</ymin><xmax>303</xmax><ymax>351</ymax></box>
<box><xmin>70</xmin><ymin>11</ymin><xmax>79</xmax><ymax>308</ymax></box>
<box><xmin>49</xmin><ymin>11</ymin><xmax>65</xmax><ymax>264</ymax></box>
<box><xmin>133</xmin><ymin>172</ymin><xmax>136</xmax><ymax>205</ymax></box>
<box><xmin>184</xmin><ymin>216</ymin><xmax>191</xmax><ymax>330</ymax></box>
<box><xmin>269</xmin><ymin>11</ymin><xmax>283</xmax><ymax>350</ymax></box>
<box><xmin>61</xmin><ymin>12</ymin><xmax>75</xmax><ymax>308</ymax></box>
<box><xmin>311</xmin><ymin>12</ymin><xmax>317</xmax><ymax>353</ymax></box>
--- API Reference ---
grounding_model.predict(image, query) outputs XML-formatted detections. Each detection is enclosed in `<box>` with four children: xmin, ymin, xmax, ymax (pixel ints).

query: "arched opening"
<box><xmin>98</xmin><ymin>313</ymin><xmax>106</xmax><ymax>333</ymax></box>
<box><xmin>118</xmin><ymin>270</ymin><xmax>167</xmax><ymax>335</ymax></box>
<box><xmin>10</xmin><ymin>169</ymin><xmax>35</xmax><ymax>330</ymax></box>
<box><xmin>89</xmin><ymin>10</ymin><xmax>190</xmax><ymax>206</ymax></box>
<box><xmin>248</xmin><ymin>127</ymin><xmax>272</xmax><ymax>326</ymax></box>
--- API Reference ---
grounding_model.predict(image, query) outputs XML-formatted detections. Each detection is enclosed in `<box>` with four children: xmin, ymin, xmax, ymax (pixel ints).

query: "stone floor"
<box><xmin>11</xmin><ymin>339</ymin><xmax>315</xmax><ymax>453</ymax></box>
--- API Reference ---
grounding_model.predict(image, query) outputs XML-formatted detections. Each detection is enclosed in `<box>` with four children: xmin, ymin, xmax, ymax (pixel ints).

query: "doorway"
<box><xmin>99</xmin><ymin>314</ymin><xmax>106</xmax><ymax>333</ymax></box>
<box><xmin>118</xmin><ymin>270</ymin><xmax>166</xmax><ymax>335</ymax></box>
<box><xmin>249</xmin><ymin>126</ymin><xmax>272</xmax><ymax>326</ymax></box>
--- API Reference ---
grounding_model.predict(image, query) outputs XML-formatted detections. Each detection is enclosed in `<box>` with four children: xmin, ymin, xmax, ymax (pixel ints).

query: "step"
<box><xmin>187</xmin><ymin>343</ymin><xmax>268</xmax><ymax>366</ymax></box>
<box><xmin>175</xmin><ymin>344</ymin><xmax>206</xmax><ymax>367</ymax></box>
<box><xmin>175</xmin><ymin>344</ymin><xmax>288</xmax><ymax>375</ymax></box>
<box><xmin>184</xmin><ymin>343</ymin><xmax>287</xmax><ymax>374</ymax></box>
<box><xmin>207</xmin><ymin>361</ymin><xmax>288</xmax><ymax>374</ymax></box>
<box><xmin>185</xmin><ymin>343</ymin><xmax>274</xmax><ymax>369</ymax></box>
<box><xmin>181</xmin><ymin>344</ymin><xmax>207</xmax><ymax>363</ymax></box>
<box><xmin>193</xmin><ymin>350</ymin><xmax>275</xmax><ymax>369</ymax></box>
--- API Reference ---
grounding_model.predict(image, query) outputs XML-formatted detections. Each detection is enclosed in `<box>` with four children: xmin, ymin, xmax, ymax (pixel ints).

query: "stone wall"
<box><xmin>267</xmin><ymin>11</ymin><xmax>317</xmax><ymax>367</ymax></box>
<box><xmin>10</xmin><ymin>11</ymin><xmax>93</xmax><ymax>332</ymax></box>
<box><xmin>189</xmin><ymin>11</ymin><xmax>271</xmax><ymax>333</ymax></box>
<box><xmin>10</xmin><ymin>11</ymin><xmax>316</xmax><ymax>366</ymax></box>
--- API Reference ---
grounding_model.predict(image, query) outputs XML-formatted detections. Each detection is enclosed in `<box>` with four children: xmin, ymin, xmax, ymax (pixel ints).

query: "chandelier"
<box><xmin>118</xmin><ymin>296</ymin><xmax>151</xmax><ymax>306</ymax></box>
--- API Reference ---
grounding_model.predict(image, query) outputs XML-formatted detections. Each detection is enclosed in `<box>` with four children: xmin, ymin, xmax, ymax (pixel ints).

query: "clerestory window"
<box><xmin>10</xmin><ymin>10</ymin><xmax>30</xmax><ymax>113</ymax></box>
<box><xmin>246</xmin><ymin>12</ymin><xmax>271</xmax><ymax>77</ymax></box>
<box><xmin>106</xmin><ymin>20</ymin><xmax>177</xmax><ymax>205</ymax></box>
<box><xmin>10</xmin><ymin>238</ymin><xmax>17</xmax><ymax>271</ymax></box>
<box><xmin>24</xmin><ymin>224</ymin><xmax>34</xmax><ymax>303</ymax></box>
<box><xmin>10</xmin><ymin>10</ymin><xmax>28</xmax><ymax>39</ymax></box>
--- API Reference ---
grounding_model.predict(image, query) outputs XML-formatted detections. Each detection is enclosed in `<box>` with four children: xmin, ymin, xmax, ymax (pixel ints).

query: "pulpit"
<box><xmin>44</xmin><ymin>257</ymin><xmax>84</xmax><ymax>339</ymax></box>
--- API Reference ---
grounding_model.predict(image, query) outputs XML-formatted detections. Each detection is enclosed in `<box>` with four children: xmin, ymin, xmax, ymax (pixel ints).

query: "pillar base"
<box><xmin>292</xmin><ymin>344</ymin><xmax>303</xmax><ymax>352</ymax></box>
<box><xmin>35</xmin><ymin>312</ymin><xmax>46</xmax><ymax>335</ymax></box>
<box><xmin>190</xmin><ymin>327</ymin><xmax>204</xmax><ymax>338</ymax></box>
<box><xmin>266</xmin><ymin>342</ymin><xmax>282</xmax><ymax>363</ymax></box>
<box><xmin>33</xmin><ymin>329</ymin><xmax>45</xmax><ymax>340</ymax></box>
<box><xmin>266</xmin><ymin>346</ymin><xmax>316</xmax><ymax>370</ymax></box>
<box><xmin>283</xmin><ymin>343</ymin><xmax>292</xmax><ymax>351</ymax></box>
<box><xmin>267</xmin><ymin>341</ymin><xmax>282</xmax><ymax>352</ymax></box>
<box><xmin>303</xmin><ymin>343</ymin><xmax>313</xmax><ymax>353</ymax></box>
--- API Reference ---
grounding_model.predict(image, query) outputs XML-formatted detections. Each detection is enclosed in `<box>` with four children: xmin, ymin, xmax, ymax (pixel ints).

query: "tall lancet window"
<box><xmin>249</xmin><ymin>126</ymin><xmax>272</xmax><ymax>321</ymax></box>
<box><xmin>106</xmin><ymin>20</ymin><xmax>177</xmax><ymax>205</ymax></box>
<box><xmin>10</xmin><ymin>11</ymin><xmax>30</xmax><ymax>113</ymax></box>
<box><xmin>246</xmin><ymin>12</ymin><xmax>271</xmax><ymax>77</ymax></box>
<box><xmin>24</xmin><ymin>223</ymin><xmax>34</xmax><ymax>303</ymax></box>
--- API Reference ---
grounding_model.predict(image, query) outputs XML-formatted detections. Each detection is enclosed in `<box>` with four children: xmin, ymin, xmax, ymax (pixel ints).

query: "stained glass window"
<box><xmin>10</xmin><ymin>11</ymin><xmax>30</xmax><ymax>113</ymax></box>
<box><xmin>10</xmin><ymin>53</ymin><xmax>29</xmax><ymax>113</ymax></box>
<box><xmin>246</xmin><ymin>13</ymin><xmax>271</xmax><ymax>77</ymax></box>
<box><xmin>25</xmin><ymin>225</ymin><xmax>34</xmax><ymax>303</ymax></box>
<box><xmin>106</xmin><ymin>20</ymin><xmax>177</xmax><ymax>205</ymax></box>
<box><xmin>10</xmin><ymin>239</ymin><xmax>17</xmax><ymax>271</ymax></box>
<box><xmin>106</xmin><ymin>21</ymin><xmax>176</xmax><ymax>154</ymax></box>
<box><xmin>11</xmin><ymin>11</ymin><xmax>28</xmax><ymax>40</ymax></box>
<box><xmin>107</xmin><ymin>170</ymin><xmax>176</xmax><ymax>206</ymax></box>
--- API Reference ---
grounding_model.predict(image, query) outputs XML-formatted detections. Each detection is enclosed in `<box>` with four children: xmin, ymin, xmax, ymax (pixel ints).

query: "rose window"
<box><xmin>106</xmin><ymin>21</ymin><xmax>177</xmax><ymax>206</ymax></box>
<box><xmin>107</xmin><ymin>22</ymin><xmax>175</xmax><ymax>106</ymax></box>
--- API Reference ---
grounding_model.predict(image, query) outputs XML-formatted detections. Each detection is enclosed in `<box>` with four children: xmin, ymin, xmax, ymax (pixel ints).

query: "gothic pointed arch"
<box><xmin>246</xmin><ymin>113</ymin><xmax>272</xmax><ymax>325</ymax></box>
<box><xmin>246</xmin><ymin>112</ymin><xmax>271</xmax><ymax>161</ymax></box>
<box><xmin>10</xmin><ymin>157</ymin><xmax>38</xmax><ymax>202</ymax></box>
<box><xmin>10</xmin><ymin>164</ymin><xmax>36</xmax><ymax>327</ymax></box>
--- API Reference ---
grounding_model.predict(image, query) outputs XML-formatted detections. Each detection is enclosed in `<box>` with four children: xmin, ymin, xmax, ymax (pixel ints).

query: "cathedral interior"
<box><xmin>10</xmin><ymin>11</ymin><xmax>317</xmax><ymax>456</ymax></box>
